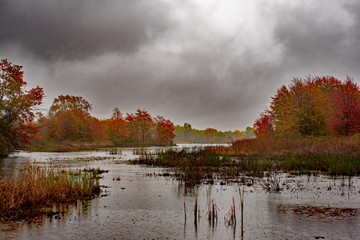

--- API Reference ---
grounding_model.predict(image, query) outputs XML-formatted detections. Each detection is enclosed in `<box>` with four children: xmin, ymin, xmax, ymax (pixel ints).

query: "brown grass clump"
<box><xmin>0</xmin><ymin>166</ymin><xmax>100</xmax><ymax>221</ymax></box>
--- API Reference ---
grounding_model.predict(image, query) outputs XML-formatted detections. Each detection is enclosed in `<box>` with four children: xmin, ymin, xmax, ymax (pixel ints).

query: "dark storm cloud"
<box><xmin>0</xmin><ymin>0</ymin><xmax>173</xmax><ymax>60</ymax></box>
<box><xmin>1</xmin><ymin>0</ymin><xmax>360</xmax><ymax>131</ymax></box>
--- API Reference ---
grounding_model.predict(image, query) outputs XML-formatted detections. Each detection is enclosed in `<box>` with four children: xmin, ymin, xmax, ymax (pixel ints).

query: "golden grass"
<box><xmin>229</xmin><ymin>136</ymin><xmax>360</xmax><ymax>157</ymax></box>
<box><xmin>0</xmin><ymin>166</ymin><xmax>100</xmax><ymax>221</ymax></box>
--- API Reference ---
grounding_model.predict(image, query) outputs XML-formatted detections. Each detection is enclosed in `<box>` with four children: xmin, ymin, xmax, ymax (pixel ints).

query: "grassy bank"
<box><xmin>217</xmin><ymin>136</ymin><xmax>360</xmax><ymax>175</ymax></box>
<box><xmin>131</xmin><ymin>136</ymin><xmax>360</xmax><ymax>183</ymax></box>
<box><xmin>230</xmin><ymin>136</ymin><xmax>360</xmax><ymax>157</ymax></box>
<box><xmin>0</xmin><ymin>166</ymin><xmax>101</xmax><ymax>221</ymax></box>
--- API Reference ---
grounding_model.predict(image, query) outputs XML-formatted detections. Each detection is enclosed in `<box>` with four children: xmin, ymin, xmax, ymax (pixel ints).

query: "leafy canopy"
<box><xmin>0</xmin><ymin>59</ymin><xmax>44</xmax><ymax>155</ymax></box>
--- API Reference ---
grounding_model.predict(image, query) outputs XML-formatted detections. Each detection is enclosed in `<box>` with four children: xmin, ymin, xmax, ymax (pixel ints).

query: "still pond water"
<box><xmin>1</xmin><ymin>144</ymin><xmax>359</xmax><ymax>239</ymax></box>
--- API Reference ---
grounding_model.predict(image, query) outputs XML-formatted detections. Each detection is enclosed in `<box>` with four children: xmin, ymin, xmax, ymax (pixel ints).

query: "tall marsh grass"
<box><xmin>229</xmin><ymin>136</ymin><xmax>360</xmax><ymax>175</ymax></box>
<box><xmin>231</xmin><ymin>136</ymin><xmax>360</xmax><ymax>157</ymax></box>
<box><xmin>0</xmin><ymin>166</ymin><xmax>100</xmax><ymax>221</ymax></box>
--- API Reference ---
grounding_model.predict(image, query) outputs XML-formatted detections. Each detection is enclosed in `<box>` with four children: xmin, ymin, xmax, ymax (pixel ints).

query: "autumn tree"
<box><xmin>255</xmin><ymin>76</ymin><xmax>360</xmax><ymax>138</ymax></box>
<box><xmin>84</xmin><ymin>117</ymin><xmax>104</xmax><ymax>141</ymax></box>
<box><xmin>126</xmin><ymin>109</ymin><xmax>153</xmax><ymax>142</ymax></box>
<box><xmin>0</xmin><ymin>59</ymin><xmax>44</xmax><ymax>155</ymax></box>
<box><xmin>54</xmin><ymin>111</ymin><xmax>79</xmax><ymax>141</ymax></box>
<box><xmin>103</xmin><ymin>107</ymin><xmax>128</xmax><ymax>142</ymax></box>
<box><xmin>49</xmin><ymin>95</ymin><xmax>92</xmax><ymax>117</ymax></box>
<box><xmin>42</xmin><ymin>95</ymin><xmax>94</xmax><ymax>142</ymax></box>
<box><xmin>154</xmin><ymin>115</ymin><xmax>175</xmax><ymax>145</ymax></box>
<box><xmin>270</xmin><ymin>76</ymin><xmax>340</xmax><ymax>137</ymax></box>
<box><xmin>253</xmin><ymin>111</ymin><xmax>273</xmax><ymax>138</ymax></box>
<box><xmin>327</xmin><ymin>79</ymin><xmax>360</xmax><ymax>136</ymax></box>
<box><xmin>204</xmin><ymin>128</ymin><xmax>218</xmax><ymax>142</ymax></box>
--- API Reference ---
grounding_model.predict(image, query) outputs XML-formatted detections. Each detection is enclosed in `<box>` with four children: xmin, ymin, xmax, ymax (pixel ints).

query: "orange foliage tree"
<box><xmin>103</xmin><ymin>107</ymin><xmax>128</xmax><ymax>142</ymax></box>
<box><xmin>40</xmin><ymin>95</ymin><xmax>101</xmax><ymax>142</ymax></box>
<box><xmin>255</xmin><ymin>76</ymin><xmax>360</xmax><ymax>138</ymax></box>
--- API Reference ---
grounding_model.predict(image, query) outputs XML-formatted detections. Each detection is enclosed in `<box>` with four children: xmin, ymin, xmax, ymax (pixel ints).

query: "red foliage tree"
<box><xmin>0</xmin><ymin>59</ymin><xmax>44</xmax><ymax>154</ymax></box>
<box><xmin>253</xmin><ymin>111</ymin><xmax>273</xmax><ymax>138</ymax></box>
<box><xmin>154</xmin><ymin>115</ymin><xmax>175</xmax><ymax>145</ymax></box>
<box><xmin>327</xmin><ymin>80</ymin><xmax>360</xmax><ymax>136</ymax></box>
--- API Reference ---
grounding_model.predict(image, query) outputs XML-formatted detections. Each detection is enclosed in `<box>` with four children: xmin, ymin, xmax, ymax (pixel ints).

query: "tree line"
<box><xmin>174</xmin><ymin>124</ymin><xmax>254</xmax><ymax>143</ymax></box>
<box><xmin>254</xmin><ymin>76</ymin><xmax>360</xmax><ymax>138</ymax></box>
<box><xmin>35</xmin><ymin>97</ymin><xmax>176</xmax><ymax>147</ymax></box>
<box><xmin>0</xmin><ymin>59</ymin><xmax>175</xmax><ymax>155</ymax></box>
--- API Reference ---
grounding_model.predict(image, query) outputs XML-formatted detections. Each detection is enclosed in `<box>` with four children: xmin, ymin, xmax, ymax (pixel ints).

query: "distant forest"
<box><xmin>174</xmin><ymin>124</ymin><xmax>254</xmax><ymax>143</ymax></box>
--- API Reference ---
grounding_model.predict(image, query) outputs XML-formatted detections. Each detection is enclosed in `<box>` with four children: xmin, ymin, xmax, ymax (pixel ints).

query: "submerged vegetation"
<box><xmin>0</xmin><ymin>165</ymin><xmax>101</xmax><ymax>221</ymax></box>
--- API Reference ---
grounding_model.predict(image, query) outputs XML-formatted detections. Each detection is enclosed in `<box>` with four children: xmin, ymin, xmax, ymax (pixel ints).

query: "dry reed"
<box><xmin>231</xmin><ymin>136</ymin><xmax>360</xmax><ymax>157</ymax></box>
<box><xmin>224</xmin><ymin>197</ymin><xmax>236</xmax><ymax>227</ymax></box>
<box><xmin>0</xmin><ymin>165</ymin><xmax>100</xmax><ymax>221</ymax></box>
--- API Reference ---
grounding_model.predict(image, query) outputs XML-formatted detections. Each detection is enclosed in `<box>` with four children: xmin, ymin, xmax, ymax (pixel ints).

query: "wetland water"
<box><xmin>1</xmin><ymin>144</ymin><xmax>359</xmax><ymax>239</ymax></box>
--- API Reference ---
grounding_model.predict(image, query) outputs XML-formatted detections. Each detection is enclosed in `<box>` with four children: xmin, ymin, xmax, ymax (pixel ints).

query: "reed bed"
<box><xmin>0</xmin><ymin>166</ymin><xmax>101</xmax><ymax>221</ymax></box>
<box><xmin>216</xmin><ymin>136</ymin><xmax>360</xmax><ymax>176</ymax></box>
<box><xmin>230</xmin><ymin>136</ymin><xmax>360</xmax><ymax>157</ymax></box>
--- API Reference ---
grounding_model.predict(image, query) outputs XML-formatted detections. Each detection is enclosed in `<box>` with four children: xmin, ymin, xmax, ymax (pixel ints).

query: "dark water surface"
<box><xmin>1</xmin><ymin>144</ymin><xmax>359</xmax><ymax>239</ymax></box>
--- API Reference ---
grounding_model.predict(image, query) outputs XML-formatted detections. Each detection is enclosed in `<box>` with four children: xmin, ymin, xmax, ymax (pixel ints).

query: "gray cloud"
<box><xmin>1</xmin><ymin>0</ymin><xmax>360</xmax><ymax>131</ymax></box>
<box><xmin>0</xmin><ymin>0</ymin><xmax>173</xmax><ymax>60</ymax></box>
<box><xmin>272</xmin><ymin>1</ymin><xmax>360</xmax><ymax>76</ymax></box>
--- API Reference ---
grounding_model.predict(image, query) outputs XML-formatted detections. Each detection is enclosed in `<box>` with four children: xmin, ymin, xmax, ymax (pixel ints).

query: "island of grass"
<box><xmin>0</xmin><ymin>166</ymin><xmax>101</xmax><ymax>221</ymax></box>
<box><xmin>130</xmin><ymin>136</ymin><xmax>360</xmax><ymax>184</ymax></box>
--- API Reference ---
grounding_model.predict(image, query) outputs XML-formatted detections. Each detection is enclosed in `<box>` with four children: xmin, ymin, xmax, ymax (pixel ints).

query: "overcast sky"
<box><xmin>1</xmin><ymin>0</ymin><xmax>360</xmax><ymax>131</ymax></box>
